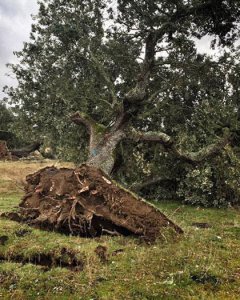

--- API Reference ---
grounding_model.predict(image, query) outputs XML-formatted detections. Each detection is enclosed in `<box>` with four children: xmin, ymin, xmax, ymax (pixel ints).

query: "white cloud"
<box><xmin>0</xmin><ymin>0</ymin><xmax>38</xmax><ymax>100</ymax></box>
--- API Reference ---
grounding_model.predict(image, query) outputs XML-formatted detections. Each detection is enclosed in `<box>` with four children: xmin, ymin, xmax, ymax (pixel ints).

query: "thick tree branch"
<box><xmin>70</xmin><ymin>111</ymin><xmax>99</xmax><ymax>134</ymax></box>
<box><xmin>131</xmin><ymin>130</ymin><xmax>173</xmax><ymax>145</ymax></box>
<box><xmin>125</xmin><ymin>32</ymin><xmax>157</xmax><ymax>104</ymax></box>
<box><xmin>111</xmin><ymin>0</ymin><xmax>237</xmax><ymax>132</ymax></box>
<box><xmin>131</xmin><ymin>176</ymin><xmax>175</xmax><ymax>192</ymax></box>
<box><xmin>172</xmin><ymin>135</ymin><xmax>230</xmax><ymax>163</ymax></box>
<box><xmin>111</xmin><ymin>32</ymin><xmax>158</xmax><ymax>132</ymax></box>
<box><xmin>129</xmin><ymin>128</ymin><xmax>231</xmax><ymax>163</ymax></box>
<box><xmin>90</xmin><ymin>52</ymin><xmax>118</xmax><ymax>108</ymax></box>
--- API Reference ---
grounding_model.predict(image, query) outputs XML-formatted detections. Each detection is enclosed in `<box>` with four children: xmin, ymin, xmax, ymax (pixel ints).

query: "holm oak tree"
<box><xmin>5</xmin><ymin>0</ymin><xmax>240</xmax><ymax>202</ymax></box>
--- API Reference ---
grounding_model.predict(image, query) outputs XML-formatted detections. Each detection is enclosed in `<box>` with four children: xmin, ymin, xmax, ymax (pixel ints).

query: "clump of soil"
<box><xmin>15</xmin><ymin>229</ymin><xmax>32</xmax><ymax>237</ymax></box>
<box><xmin>191</xmin><ymin>222</ymin><xmax>212</xmax><ymax>229</ymax></box>
<box><xmin>95</xmin><ymin>245</ymin><xmax>108</xmax><ymax>263</ymax></box>
<box><xmin>3</xmin><ymin>164</ymin><xmax>183</xmax><ymax>242</ymax></box>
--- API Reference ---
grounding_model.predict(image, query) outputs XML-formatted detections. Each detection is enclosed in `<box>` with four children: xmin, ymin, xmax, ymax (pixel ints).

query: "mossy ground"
<box><xmin>0</xmin><ymin>161</ymin><xmax>239</xmax><ymax>300</ymax></box>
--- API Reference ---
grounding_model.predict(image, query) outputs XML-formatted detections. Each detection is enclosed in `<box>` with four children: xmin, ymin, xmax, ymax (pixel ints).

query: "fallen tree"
<box><xmin>10</xmin><ymin>142</ymin><xmax>43</xmax><ymax>159</ymax></box>
<box><xmin>0</xmin><ymin>140</ymin><xmax>43</xmax><ymax>160</ymax></box>
<box><xmin>4</xmin><ymin>0</ymin><xmax>239</xmax><ymax>240</ymax></box>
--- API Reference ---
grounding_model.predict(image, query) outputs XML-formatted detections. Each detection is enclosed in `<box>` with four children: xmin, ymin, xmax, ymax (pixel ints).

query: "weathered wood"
<box><xmin>10</xmin><ymin>142</ymin><xmax>42</xmax><ymax>158</ymax></box>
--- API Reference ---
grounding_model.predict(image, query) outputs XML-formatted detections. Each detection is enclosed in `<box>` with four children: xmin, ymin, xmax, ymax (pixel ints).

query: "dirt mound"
<box><xmin>3</xmin><ymin>164</ymin><xmax>183</xmax><ymax>242</ymax></box>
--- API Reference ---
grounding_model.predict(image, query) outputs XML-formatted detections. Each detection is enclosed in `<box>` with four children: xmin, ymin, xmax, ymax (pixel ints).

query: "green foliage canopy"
<box><xmin>4</xmin><ymin>0</ymin><xmax>240</xmax><ymax>205</ymax></box>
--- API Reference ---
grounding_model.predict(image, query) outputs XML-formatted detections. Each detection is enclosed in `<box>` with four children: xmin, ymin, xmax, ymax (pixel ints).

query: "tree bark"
<box><xmin>71</xmin><ymin>112</ymin><xmax>125</xmax><ymax>174</ymax></box>
<box><xmin>86</xmin><ymin>129</ymin><xmax>125</xmax><ymax>175</ymax></box>
<box><xmin>131</xmin><ymin>177</ymin><xmax>176</xmax><ymax>192</ymax></box>
<box><xmin>130</xmin><ymin>129</ymin><xmax>231</xmax><ymax>164</ymax></box>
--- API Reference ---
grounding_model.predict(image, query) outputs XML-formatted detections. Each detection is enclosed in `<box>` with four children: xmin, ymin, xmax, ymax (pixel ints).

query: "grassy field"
<box><xmin>0</xmin><ymin>161</ymin><xmax>239</xmax><ymax>300</ymax></box>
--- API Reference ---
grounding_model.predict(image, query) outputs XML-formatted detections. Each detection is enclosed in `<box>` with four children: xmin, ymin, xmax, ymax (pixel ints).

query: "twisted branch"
<box><xmin>130</xmin><ymin>128</ymin><xmax>231</xmax><ymax>163</ymax></box>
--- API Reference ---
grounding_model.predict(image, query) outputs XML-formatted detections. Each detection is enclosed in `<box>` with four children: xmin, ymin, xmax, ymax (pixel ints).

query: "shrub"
<box><xmin>177</xmin><ymin>146</ymin><xmax>240</xmax><ymax>207</ymax></box>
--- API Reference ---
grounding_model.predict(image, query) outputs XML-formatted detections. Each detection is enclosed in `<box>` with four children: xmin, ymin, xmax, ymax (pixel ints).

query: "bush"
<box><xmin>177</xmin><ymin>146</ymin><xmax>240</xmax><ymax>207</ymax></box>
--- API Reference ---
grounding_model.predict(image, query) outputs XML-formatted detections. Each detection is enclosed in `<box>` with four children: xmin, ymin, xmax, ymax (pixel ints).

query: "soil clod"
<box><xmin>15</xmin><ymin>229</ymin><xmax>32</xmax><ymax>237</ymax></box>
<box><xmin>95</xmin><ymin>245</ymin><xmax>108</xmax><ymax>263</ymax></box>
<box><xmin>191</xmin><ymin>222</ymin><xmax>212</xmax><ymax>229</ymax></box>
<box><xmin>112</xmin><ymin>248</ymin><xmax>124</xmax><ymax>256</ymax></box>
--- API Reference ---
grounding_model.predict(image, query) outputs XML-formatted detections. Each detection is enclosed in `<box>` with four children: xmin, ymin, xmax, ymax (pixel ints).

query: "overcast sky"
<box><xmin>0</xmin><ymin>1</ymin><xmax>225</xmax><ymax>103</ymax></box>
<box><xmin>0</xmin><ymin>0</ymin><xmax>38</xmax><ymax>100</ymax></box>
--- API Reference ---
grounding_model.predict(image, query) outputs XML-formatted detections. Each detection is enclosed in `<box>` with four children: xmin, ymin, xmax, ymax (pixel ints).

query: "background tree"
<box><xmin>5</xmin><ymin>0</ymin><xmax>240</xmax><ymax>206</ymax></box>
<box><xmin>0</xmin><ymin>103</ymin><xmax>13</xmax><ymax>131</ymax></box>
<box><xmin>0</xmin><ymin>102</ymin><xmax>21</xmax><ymax>148</ymax></box>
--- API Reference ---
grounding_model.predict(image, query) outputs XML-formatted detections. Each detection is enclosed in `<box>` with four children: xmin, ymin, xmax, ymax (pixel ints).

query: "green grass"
<box><xmin>0</xmin><ymin>162</ymin><xmax>240</xmax><ymax>299</ymax></box>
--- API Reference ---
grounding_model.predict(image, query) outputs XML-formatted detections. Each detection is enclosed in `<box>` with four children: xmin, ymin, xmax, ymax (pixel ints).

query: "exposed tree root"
<box><xmin>2</xmin><ymin>164</ymin><xmax>183</xmax><ymax>242</ymax></box>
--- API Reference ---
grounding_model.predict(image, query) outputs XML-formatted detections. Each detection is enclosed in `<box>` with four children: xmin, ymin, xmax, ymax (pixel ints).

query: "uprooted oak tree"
<box><xmin>4</xmin><ymin>1</ymin><xmax>240</xmax><ymax>238</ymax></box>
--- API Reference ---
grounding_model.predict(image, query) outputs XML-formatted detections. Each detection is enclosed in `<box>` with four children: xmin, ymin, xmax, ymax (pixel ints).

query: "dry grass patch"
<box><xmin>0</xmin><ymin>160</ymin><xmax>74</xmax><ymax>182</ymax></box>
<box><xmin>0</xmin><ymin>160</ymin><xmax>74</xmax><ymax>195</ymax></box>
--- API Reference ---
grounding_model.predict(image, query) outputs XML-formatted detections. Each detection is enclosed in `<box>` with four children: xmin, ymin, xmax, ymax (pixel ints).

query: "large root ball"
<box><xmin>4</xmin><ymin>164</ymin><xmax>183</xmax><ymax>242</ymax></box>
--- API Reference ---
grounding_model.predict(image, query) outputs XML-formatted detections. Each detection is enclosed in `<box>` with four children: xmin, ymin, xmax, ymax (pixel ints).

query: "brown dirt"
<box><xmin>95</xmin><ymin>245</ymin><xmax>108</xmax><ymax>263</ymax></box>
<box><xmin>3</xmin><ymin>164</ymin><xmax>183</xmax><ymax>242</ymax></box>
<box><xmin>0</xmin><ymin>246</ymin><xmax>84</xmax><ymax>271</ymax></box>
